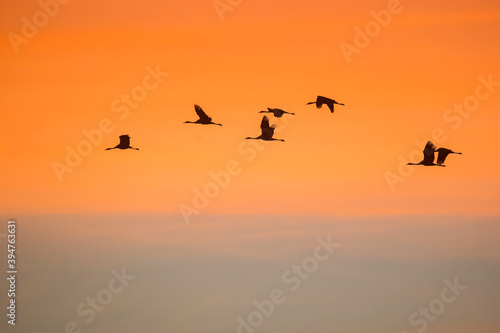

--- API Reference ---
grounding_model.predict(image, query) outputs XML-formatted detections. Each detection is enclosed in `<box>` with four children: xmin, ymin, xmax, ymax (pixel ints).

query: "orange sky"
<box><xmin>1</xmin><ymin>0</ymin><xmax>499</xmax><ymax>216</ymax></box>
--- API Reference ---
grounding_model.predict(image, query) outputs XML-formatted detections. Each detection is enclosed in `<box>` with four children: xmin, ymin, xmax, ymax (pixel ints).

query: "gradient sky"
<box><xmin>0</xmin><ymin>0</ymin><xmax>500</xmax><ymax>332</ymax></box>
<box><xmin>0</xmin><ymin>0</ymin><xmax>499</xmax><ymax>216</ymax></box>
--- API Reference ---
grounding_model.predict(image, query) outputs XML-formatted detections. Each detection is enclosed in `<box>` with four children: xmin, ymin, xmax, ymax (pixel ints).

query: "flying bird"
<box><xmin>259</xmin><ymin>108</ymin><xmax>295</xmax><ymax>118</ymax></box>
<box><xmin>407</xmin><ymin>141</ymin><xmax>462</xmax><ymax>166</ymax></box>
<box><xmin>245</xmin><ymin>116</ymin><xmax>284</xmax><ymax>142</ymax></box>
<box><xmin>184</xmin><ymin>104</ymin><xmax>222</xmax><ymax>126</ymax></box>
<box><xmin>435</xmin><ymin>147</ymin><xmax>463</xmax><ymax>166</ymax></box>
<box><xmin>307</xmin><ymin>95</ymin><xmax>345</xmax><ymax>113</ymax></box>
<box><xmin>105</xmin><ymin>135</ymin><xmax>139</xmax><ymax>150</ymax></box>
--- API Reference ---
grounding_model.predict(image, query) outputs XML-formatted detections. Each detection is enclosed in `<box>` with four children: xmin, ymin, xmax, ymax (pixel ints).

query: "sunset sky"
<box><xmin>0</xmin><ymin>0</ymin><xmax>499</xmax><ymax>216</ymax></box>
<box><xmin>0</xmin><ymin>0</ymin><xmax>499</xmax><ymax>332</ymax></box>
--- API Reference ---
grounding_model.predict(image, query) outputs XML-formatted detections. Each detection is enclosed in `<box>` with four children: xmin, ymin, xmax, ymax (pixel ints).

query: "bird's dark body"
<box><xmin>259</xmin><ymin>108</ymin><xmax>295</xmax><ymax>118</ymax></box>
<box><xmin>307</xmin><ymin>95</ymin><xmax>345</xmax><ymax>113</ymax></box>
<box><xmin>435</xmin><ymin>148</ymin><xmax>460</xmax><ymax>166</ymax></box>
<box><xmin>245</xmin><ymin>116</ymin><xmax>284</xmax><ymax>142</ymax></box>
<box><xmin>185</xmin><ymin>105</ymin><xmax>222</xmax><ymax>126</ymax></box>
<box><xmin>106</xmin><ymin>135</ymin><xmax>139</xmax><ymax>150</ymax></box>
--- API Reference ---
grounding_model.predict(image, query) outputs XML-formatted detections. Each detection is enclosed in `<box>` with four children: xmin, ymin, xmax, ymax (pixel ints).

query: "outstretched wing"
<box><xmin>316</xmin><ymin>96</ymin><xmax>334</xmax><ymax>113</ymax></box>
<box><xmin>194</xmin><ymin>104</ymin><xmax>211</xmax><ymax>122</ymax></box>
<box><xmin>436</xmin><ymin>148</ymin><xmax>452</xmax><ymax>166</ymax></box>
<box><xmin>260</xmin><ymin>116</ymin><xmax>275</xmax><ymax>139</ymax></box>
<box><xmin>422</xmin><ymin>141</ymin><xmax>436</xmax><ymax>165</ymax></box>
<box><xmin>119</xmin><ymin>135</ymin><xmax>131</xmax><ymax>147</ymax></box>
<box><xmin>260</xmin><ymin>116</ymin><xmax>270</xmax><ymax>130</ymax></box>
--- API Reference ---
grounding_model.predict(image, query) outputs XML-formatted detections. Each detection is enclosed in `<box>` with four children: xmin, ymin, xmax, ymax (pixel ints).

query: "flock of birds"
<box><xmin>407</xmin><ymin>141</ymin><xmax>462</xmax><ymax>167</ymax></box>
<box><xmin>105</xmin><ymin>95</ymin><xmax>462</xmax><ymax>167</ymax></box>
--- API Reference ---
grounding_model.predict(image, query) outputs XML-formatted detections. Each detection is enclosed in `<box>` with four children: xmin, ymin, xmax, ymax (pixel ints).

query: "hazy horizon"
<box><xmin>0</xmin><ymin>213</ymin><xmax>499</xmax><ymax>332</ymax></box>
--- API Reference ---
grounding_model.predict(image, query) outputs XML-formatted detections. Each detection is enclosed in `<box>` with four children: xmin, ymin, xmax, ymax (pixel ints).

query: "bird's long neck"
<box><xmin>184</xmin><ymin>121</ymin><xmax>195</xmax><ymax>124</ymax></box>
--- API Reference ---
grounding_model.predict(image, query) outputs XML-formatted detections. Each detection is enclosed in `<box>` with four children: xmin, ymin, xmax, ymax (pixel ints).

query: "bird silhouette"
<box><xmin>245</xmin><ymin>116</ymin><xmax>284</xmax><ymax>142</ymax></box>
<box><xmin>307</xmin><ymin>95</ymin><xmax>345</xmax><ymax>113</ymax></box>
<box><xmin>435</xmin><ymin>148</ymin><xmax>462</xmax><ymax>166</ymax></box>
<box><xmin>184</xmin><ymin>104</ymin><xmax>222</xmax><ymax>126</ymax></box>
<box><xmin>105</xmin><ymin>135</ymin><xmax>139</xmax><ymax>150</ymax></box>
<box><xmin>407</xmin><ymin>141</ymin><xmax>462</xmax><ymax>166</ymax></box>
<box><xmin>259</xmin><ymin>108</ymin><xmax>295</xmax><ymax>118</ymax></box>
